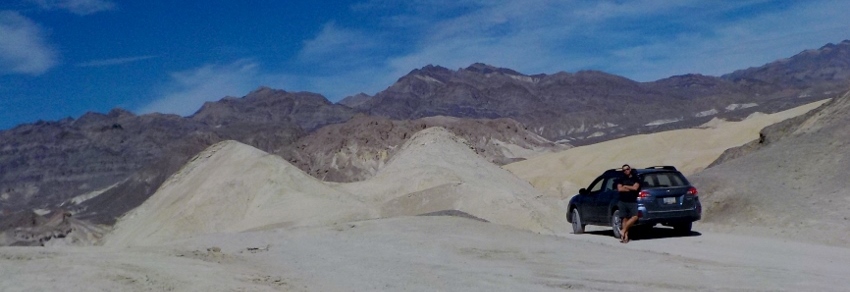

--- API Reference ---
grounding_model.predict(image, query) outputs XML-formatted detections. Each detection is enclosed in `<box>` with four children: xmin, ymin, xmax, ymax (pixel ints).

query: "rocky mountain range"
<box><xmin>350</xmin><ymin>41</ymin><xmax>850</xmax><ymax>144</ymax></box>
<box><xmin>2</xmin><ymin>40</ymin><xmax>850</xmax><ymax>235</ymax></box>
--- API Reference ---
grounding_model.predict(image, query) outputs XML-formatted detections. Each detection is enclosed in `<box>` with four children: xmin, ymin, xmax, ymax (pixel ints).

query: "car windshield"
<box><xmin>640</xmin><ymin>172</ymin><xmax>688</xmax><ymax>188</ymax></box>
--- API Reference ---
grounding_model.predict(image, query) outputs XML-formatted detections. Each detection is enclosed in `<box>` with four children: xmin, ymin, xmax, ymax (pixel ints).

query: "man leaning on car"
<box><xmin>617</xmin><ymin>164</ymin><xmax>640</xmax><ymax>243</ymax></box>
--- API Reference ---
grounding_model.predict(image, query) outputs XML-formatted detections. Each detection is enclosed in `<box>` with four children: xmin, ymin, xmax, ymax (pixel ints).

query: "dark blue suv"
<box><xmin>566</xmin><ymin>166</ymin><xmax>701</xmax><ymax>238</ymax></box>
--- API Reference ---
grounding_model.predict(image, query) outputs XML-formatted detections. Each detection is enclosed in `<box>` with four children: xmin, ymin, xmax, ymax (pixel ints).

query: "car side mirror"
<box><xmin>579</xmin><ymin>188</ymin><xmax>588</xmax><ymax>195</ymax></box>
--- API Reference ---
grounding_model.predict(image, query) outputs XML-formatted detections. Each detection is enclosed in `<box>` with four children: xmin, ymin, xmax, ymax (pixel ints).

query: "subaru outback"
<box><xmin>566</xmin><ymin>166</ymin><xmax>701</xmax><ymax>239</ymax></box>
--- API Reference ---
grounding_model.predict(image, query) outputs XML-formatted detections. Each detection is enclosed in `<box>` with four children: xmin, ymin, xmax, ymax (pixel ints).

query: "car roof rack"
<box><xmin>645</xmin><ymin>165</ymin><xmax>678</xmax><ymax>170</ymax></box>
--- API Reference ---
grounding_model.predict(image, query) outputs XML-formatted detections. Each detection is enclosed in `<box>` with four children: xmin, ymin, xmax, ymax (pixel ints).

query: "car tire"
<box><xmin>571</xmin><ymin>208</ymin><xmax>585</xmax><ymax>234</ymax></box>
<box><xmin>611</xmin><ymin>209</ymin><xmax>622</xmax><ymax>239</ymax></box>
<box><xmin>673</xmin><ymin>222</ymin><xmax>692</xmax><ymax>234</ymax></box>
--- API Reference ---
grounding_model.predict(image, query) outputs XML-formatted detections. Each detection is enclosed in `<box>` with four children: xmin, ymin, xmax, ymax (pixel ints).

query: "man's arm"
<box><xmin>623</xmin><ymin>182</ymin><xmax>640</xmax><ymax>191</ymax></box>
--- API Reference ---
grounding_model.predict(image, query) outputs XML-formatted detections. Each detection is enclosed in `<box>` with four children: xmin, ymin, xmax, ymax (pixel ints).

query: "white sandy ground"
<box><xmin>503</xmin><ymin>99</ymin><xmax>830</xmax><ymax>198</ymax></box>
<box><xmin>3</xmin><ymin>217</ymin><xmax>850</xmax><ymax>291</ymax></box>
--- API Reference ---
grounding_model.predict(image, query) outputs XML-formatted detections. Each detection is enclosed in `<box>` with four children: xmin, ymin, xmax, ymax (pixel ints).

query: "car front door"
<box><xmin>581</xmin><ymin>176</ymin><xmax>605</xmax><ymax>223</ymax></box>
<box><xmin>593</xmin><ymin>177</ymin><xmax>619</xmax><ymax>221</ymax></box>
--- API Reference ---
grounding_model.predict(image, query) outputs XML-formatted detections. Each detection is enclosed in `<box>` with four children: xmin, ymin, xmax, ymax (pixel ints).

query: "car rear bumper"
<box><xmin>636</xmin><ymin>204</ymin><xmax>701</xmax><ymax>225</ymax></box>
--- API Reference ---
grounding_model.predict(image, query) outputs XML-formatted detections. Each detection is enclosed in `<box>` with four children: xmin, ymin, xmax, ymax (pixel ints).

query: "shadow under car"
<box><xmin>584</xmin><ymin>226</ymin><xmax>701</xmax><ymax>241</ymax></box>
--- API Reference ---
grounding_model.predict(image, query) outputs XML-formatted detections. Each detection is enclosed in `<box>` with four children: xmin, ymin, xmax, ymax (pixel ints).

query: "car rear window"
<box><xmin>640</xmin><ymin>172</ymin><xmax>688</xmax><ymax>188</ymax></box>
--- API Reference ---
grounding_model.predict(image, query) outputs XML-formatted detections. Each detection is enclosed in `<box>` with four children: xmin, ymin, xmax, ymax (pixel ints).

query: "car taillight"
<box><xmin>687</xmin><ymin>187</ymin><xmax>698</xmax><ymax>196</ymax></box>
<box><xmin>639</xmin><ymin>190</ymin><xmax>650</xmax><ymax>199</ymax></box>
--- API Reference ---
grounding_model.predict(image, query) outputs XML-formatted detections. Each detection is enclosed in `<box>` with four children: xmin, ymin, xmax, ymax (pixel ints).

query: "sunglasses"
<box><xmin>623</xmin><ymin>168</ymin><xmax>631</xmax><ymax>171</ymax></box>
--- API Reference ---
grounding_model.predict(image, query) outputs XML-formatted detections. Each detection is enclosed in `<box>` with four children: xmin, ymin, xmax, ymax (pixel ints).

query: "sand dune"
<box><xmin>107</xmin><ymin>127</ymin><xmax>563</xmax><ymax>246</ymax></box>
<box><xmin>503</xmin><ymin>99</ymin><xmax>830</xmax><ymax>198</ymax></box>
<box><xmin>338</xmin><ymin>127</ymin><xmax>563</xmax><ymax>235</ymax></box>
<box><xmin>106</xmin><ymin>141</ymin><xmax>371</xmax><ymax>246</ymax></box>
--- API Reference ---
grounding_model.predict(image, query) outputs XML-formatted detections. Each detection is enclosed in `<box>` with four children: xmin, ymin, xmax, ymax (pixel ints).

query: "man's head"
<box><xmin>622</xmin><ymin>164</ymin><xmax>632</xmax><ymax>176</ymax></box>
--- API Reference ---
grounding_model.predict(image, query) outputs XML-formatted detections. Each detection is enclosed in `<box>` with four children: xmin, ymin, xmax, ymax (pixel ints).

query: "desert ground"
<box><xmin>2</xmin><ymin>98</ymin><xmax>849</xmax><ymax>291</ymax></box>
<box><xmin>3</xmin><ymin>217</ymin><xmax>850</xmax><ymax>291</ymax></box>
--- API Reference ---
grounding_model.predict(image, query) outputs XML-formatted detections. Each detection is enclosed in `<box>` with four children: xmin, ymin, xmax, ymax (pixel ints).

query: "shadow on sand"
<box><xmin>584</xmin><ymin>226</ymin><xmax>701</xmax><ymax>242</ymax></box>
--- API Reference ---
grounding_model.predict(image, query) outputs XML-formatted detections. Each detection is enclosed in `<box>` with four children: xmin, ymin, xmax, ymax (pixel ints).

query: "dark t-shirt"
<box><xmin>617</xmin><ymin>174</ymin><xmax>640</xmax><ymax>203</ymax></box>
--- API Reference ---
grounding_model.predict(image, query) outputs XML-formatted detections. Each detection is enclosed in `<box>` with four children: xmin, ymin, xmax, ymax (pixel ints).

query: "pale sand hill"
<box><xmin>503</xmin><ymin>99</ymin><xmax>830</xmax><ymax>197</ymax></box>
<box><xmin>692</xmin><ymin>90</ymin><xmax>850</xmax><ymax>246</ymax></box>
<box><xmin>107</xmin><ymin>127</ymin><xmax>563</xmax><ymax>246</ymax></box>
<box><xmin>105</xmin><ymin>141</ymin><xmax>372</xmax><ymax>246</ymax></box>
<box><xmin>337</xmin><ymin>127</ymin><xmax>564</xmax><ymax>235</ymax></box>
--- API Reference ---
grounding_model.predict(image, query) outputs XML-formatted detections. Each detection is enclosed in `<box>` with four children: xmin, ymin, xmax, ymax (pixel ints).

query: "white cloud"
<box><xmin>139</xmin><ymin>60</ymin><xmax>291</xmax><ymax>116</ymax></box>
<box><xmin>298</xmin><ymin>22</ymin><xmax>380</xmax><ymax>65</ymax></box>
<box><xmin>29</xmin><ymin>0</ymin><xmax>115</xmax><ymax>15</ymax></box>
<box><xmin>0</xmin><ymin>11</ymin><xmax>58</xmax><ymax>75</ymax></box>
<box><xmin>76</xmin><ymin>55</ymin><xmax>156</xmax><ymax>67</ymax></box>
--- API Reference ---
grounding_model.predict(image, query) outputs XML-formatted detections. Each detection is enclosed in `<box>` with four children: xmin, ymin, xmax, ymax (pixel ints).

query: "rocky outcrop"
<box><xmin>1</xmin><ymin>209</ymin><xmax>108</xmax><ymax>246</ymax></box>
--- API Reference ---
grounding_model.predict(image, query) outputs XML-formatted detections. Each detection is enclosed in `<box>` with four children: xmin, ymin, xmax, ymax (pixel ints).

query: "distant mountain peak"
<box><xmin>338</xmin><ymin>92</ymin><xmax>373</xmax><ymax>108</ymax></box>
<box><xmin>397</xmin><ymin>64</ymin><xmax>453</xmax><ymax>84</ymax></box>
<box><xmin>107</xmin><ymin>108</ymin><xmax>135</xmax><ymax>118</ymax></box>
<box><xmin>247</xmin><ymin>86</ymin><xmax>287</xmax><ymax>97</ymax></box>
<box><xmin>463</xmin><ymin>63</ymin><xmax>525</xmax><ymax>76</ymax></box>
<box><xmin>411</xmin><ymin>64</ymin><xmax>451</xmax><ymax>75</ymax></box>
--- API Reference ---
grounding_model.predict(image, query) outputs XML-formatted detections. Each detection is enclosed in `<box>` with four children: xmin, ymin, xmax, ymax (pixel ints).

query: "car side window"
<box><xmin>587</xmin><ymin>177</ymin><xmax>604</xmax><ymax>193</ymax></box>
<box><xmin>604</xmin><ymin>178</ymin><xmax>616</xmax><ymax>191</ymax></box>
<box><xmin>641</xmin><ymin>175</ymin><xmax>655</xmax><ymax>188</ymax></box>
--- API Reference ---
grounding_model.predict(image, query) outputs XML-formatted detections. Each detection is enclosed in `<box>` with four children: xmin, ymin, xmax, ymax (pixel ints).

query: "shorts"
<box><xmin>618</xmin><ymin>201</ymin><xmax>639</xmax><ymax>219</ymax></box>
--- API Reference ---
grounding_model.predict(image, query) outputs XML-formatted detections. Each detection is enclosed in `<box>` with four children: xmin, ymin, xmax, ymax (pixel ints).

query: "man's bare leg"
<box><xmin>621</xmin><ymin>216</ymin><xmax>638</xmax><ymax>243</ymax></box>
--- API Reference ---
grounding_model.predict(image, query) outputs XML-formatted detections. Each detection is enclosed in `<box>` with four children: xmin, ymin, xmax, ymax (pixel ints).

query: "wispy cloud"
<box><xmin>76</xmin><ymin>55</ymin><xmax>156</xmax><ymax>67</ymax></box>
<box><xmin>29</xmin><ymin>0</ymin><xmax>115</xmax><ymax>15</ymax></box>
<box><xmin>288</xmin><ymin>0</ymin><xmax>850</xmax><ymax>101</ymax></box>
<box><xmin>138</xmin><ymin>60</ymin><xmax>292</xmax><ymax>116</ymax></box>
<box><xmin>0</xmin><ymin>11</ymin><xmax>58</xmax><ymax>75</ymax></box>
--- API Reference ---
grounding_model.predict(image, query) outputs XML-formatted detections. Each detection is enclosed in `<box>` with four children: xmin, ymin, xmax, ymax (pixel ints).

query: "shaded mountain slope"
<box><xmin>0</xmin><ymin>110</ymin><xmax>209</xmax><ymax>213</ymax></box>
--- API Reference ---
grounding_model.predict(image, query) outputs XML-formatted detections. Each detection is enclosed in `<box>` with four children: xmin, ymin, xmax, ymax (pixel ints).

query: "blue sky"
<box><xmin>1</xmin><ymin>0</ymin><xmax>849</xmax><ymax>129</ymax></box>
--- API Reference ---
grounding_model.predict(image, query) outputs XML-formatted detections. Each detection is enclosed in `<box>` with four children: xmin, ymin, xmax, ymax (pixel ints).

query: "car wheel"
<box><xmin>611</xmin><ymin>209</ymin><xmax>622</xmax><ymax>239</ymax></box>
<box><xmin>571</xmin><ymin>208</ymin><xmax>585</xmax><ymax>234</ymax></box>
<box><xmin>673</xmin><ymin>222</ymin><xmax>692</xmax><ymax>235</ymax></box>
